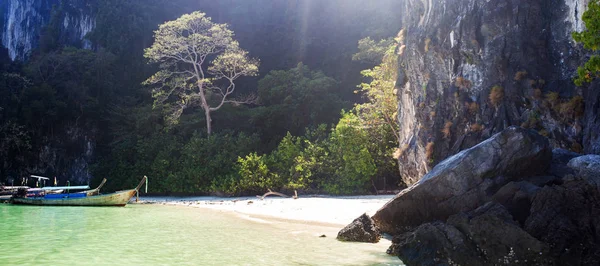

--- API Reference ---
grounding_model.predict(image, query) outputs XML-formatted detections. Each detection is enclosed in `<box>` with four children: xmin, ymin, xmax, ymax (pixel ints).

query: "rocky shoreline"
<box><xmin>338</xmin><ymin>127</ymin><xmax>600</xmax><ymax>265</ymax></box>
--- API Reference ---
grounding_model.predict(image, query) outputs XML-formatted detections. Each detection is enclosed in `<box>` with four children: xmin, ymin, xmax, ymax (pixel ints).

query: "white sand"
<box><xmin>140</xmin><ymin>195</ymin><xmax>394</xmax><ymax>226</ymax></box>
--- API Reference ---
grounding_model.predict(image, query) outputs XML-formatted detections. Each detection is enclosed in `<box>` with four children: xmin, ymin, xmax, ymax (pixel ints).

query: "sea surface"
<box><xmin>0</xmin><ymin>204</ymin><xmax>401</xmax><ymax>265</ymax></box>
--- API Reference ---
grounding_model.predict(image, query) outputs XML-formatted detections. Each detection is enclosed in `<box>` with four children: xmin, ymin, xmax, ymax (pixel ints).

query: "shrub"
<box><xmin>396</xmin><ymin>28</ymin><xmax>406</xmax><ymax>44</ymax></box>
<box><xmin>489</xmin><ymin>85</ymin><xmax>504</xmax><ymax>107</ymax></box>
<box><xmin>328</xmin><ymin>112</ymin><xmax>376</xmax><ymax>194</ymax></box>
<box><xmin>397</xmin><ymin>143</ymin><xmax>410</xmax><ymax>158</ymax></box>
<box><xmin>425</xmin><ymin>142</ymin><xmax>435</xmax><ymax>160</ymax></box>
<box><xmin>571</xmin><ymin>142</ymin><xmax>583</xmax><ymax>153</ymax></box>
<box><xmin>392</xmin><ymin>148</ymin><xmax>402</xmax><ymax>160</ymax></box>
<box><xmin>538</xmin><ymin>79</ymin><xmax>546</xmax><ymax>86</ymax></box>
<box><xmin>468</xmin><ymin>102</ymin><xmax>480</xmax><ymax>115</ymax></box>
<box><xmin>533</xmin><ymin>88</ymin><xmax>542</xmax><ymax>99</ymax></box>
<box><xmin>545</xmin><ymin>92</ymin><xmax>560</xmax><ymax>108</ymax></box>
<box><xmin>455</xmin><ymin>77</ymin><xmax>472</xmax><ymax>89</ymax></box>
<box><xmin>521</xmin><ymin>112</ymin><xmax>541</xmax><ymax>129</ymax></box>
<box><xmin>514</xmin><ymin>71</ymin><xmax>528</xmax><ymax>81</ymax></box>
<box><xmin>442</xmin><ymin>121</ymin><xmax>453</xmax><ymax>139</ymax></box>
<box><xmin>571</xmin><ymin>96</ymin><xmax>585</xmax><ymax>117</ymax></box>
<box><xmin>238</xmin><ymin>153</ymin><xmax>274</xmax><ymax>194</ymax></box>
<box><xmin>559</xmin><ymin>95</ymin><xmax>585</xmax><ymax>119</ymax></box>
<box><xmin>470</xmin><ymin>123</ymin><xmax>484</xmax><ymax>132</ymax></box>
<box><xmin>529</xmin><ymin>79</ymin><xmax>537</xmax><ymax>87</ymax></box>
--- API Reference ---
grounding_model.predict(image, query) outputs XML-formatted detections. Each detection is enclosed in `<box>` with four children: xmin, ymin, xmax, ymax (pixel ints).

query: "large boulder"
<box><xmin>568</xmin><ymin>155</ymin><xmax>600</xmax><ymax>191</ymax></box>
<box><xmin>387</xmin><ymin>221</ymin><xmax>480</xmax><ymax>265</ymax></box>
<box><xmin>336</xmin><ymin>213</ymin><xmax>380</xmax><ymax>243</ymax></box>
<box><xmin>524</xmin><ymin>179</ymin><xmax>600</xmax><ymax>265</ymax></box>
<box><xmin>389</xmin><ymin>203</ymin><xmax>551</xmax><ymax>266</ymax></box>
<box><xmin>491</xmin><ymin>181</ymin><xmax>540</xmax><ymax>225</ymax></box>
<box><xmin>372</xmin><ymin>127</ymin><xmax>551</xmax><ymax>234</ymax></box>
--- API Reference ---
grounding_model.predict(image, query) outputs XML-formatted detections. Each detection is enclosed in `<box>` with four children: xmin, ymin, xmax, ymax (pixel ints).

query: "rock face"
<box><xmin>389</xmin><ymin>203</ymin><xmax>552</xmax><ymax>266</ymax></box>
<box><xmin>0</xmin><ymin>0</ymin><xmax>95</xmax><ymax>61</ymax></box>
<box><xmin>336</xmin><ymin>213</ymin><xmax>380</xmax><ymax>243</ymax></box>
<box><xmin>394</xmin><ymin>0</ymin><xmax>590</xmax><ymax>186</ymax></box>
<box><xmin>583</xmin><ymin>80</ymin><xmax>600</xmax><ymax>154</ymax></box>
<box><xmin>372</xmin><ymin>127</ymin><xmax>551</xmax><ymax>235</ymax></box>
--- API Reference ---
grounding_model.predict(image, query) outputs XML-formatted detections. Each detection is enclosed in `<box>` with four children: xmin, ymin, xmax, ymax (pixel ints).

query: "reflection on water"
<box><xmin>0</xmin><ymin>204</ymin><xmax>401</xmax><ymax>265</ymax></box>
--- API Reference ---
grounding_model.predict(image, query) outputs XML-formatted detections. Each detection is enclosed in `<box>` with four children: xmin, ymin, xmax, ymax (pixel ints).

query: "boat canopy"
<box><xmin>1</xmin><ymin>186</ymin><xmax>29</xmax><ymax>190</ymax></box>
<box><xmin>30</xmin><ymin>175</ymin><xmax>50</xmax><ymax>180</ymax></box>
<box><xmin>41</xmin><ymin>186</ymin><xmax>90</xmax><ymax>191</ymax></box>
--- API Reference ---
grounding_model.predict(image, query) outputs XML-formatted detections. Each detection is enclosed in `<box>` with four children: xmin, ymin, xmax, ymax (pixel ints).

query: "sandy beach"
<box><xmin>140</xmin><ymin>195</ymin><xmax>395</xmax><ymax>226</ymax></box>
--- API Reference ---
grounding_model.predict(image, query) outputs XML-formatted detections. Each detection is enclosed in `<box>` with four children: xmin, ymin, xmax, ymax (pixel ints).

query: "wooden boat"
<box><xmin>11</xmin><ymin>176</ymin><xmax>147</xmax><ymax>207</ymax></box>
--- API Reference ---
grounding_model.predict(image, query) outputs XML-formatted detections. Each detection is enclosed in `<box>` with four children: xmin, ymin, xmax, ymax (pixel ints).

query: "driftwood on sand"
<box><xmin>257</xmin><ymin>189</ymin><xmax>298</xmax><ymax>200</ymax></box>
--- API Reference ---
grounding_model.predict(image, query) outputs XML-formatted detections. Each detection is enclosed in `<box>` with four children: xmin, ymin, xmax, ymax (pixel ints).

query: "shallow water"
<box><xmin>0</xmin><ymin>204</ymin><xmax>401</xmax><ymax>265</ymax></box>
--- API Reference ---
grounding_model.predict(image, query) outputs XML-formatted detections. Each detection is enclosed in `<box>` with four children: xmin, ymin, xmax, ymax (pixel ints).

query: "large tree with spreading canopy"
<box><xmin>144</xmin><ymin>11</ymin><xmax>259</xmax><ymax>135</ymax></box>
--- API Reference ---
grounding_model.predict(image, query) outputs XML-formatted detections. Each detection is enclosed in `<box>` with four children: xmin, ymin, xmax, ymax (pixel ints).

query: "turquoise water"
<box><xmin>0</xmin><ymin>204</ymin><xmax>401</xmax><ymax>265</ymax></box>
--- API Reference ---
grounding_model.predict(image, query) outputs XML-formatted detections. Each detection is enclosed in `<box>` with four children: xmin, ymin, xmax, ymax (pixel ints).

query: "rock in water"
<box><xmin>390</xmin><ymin>203</ymin><xmax>552</xmax><ymax>266</ymax></box>
<box><xmin>372</xmin><ymin>127</ymin><xmax>551</xmax><ymax>235</ymax></box>
<box><xmin>336</xmin><ymin>213</ymin><xmax>380</xmax><ymax>243</ymax></box>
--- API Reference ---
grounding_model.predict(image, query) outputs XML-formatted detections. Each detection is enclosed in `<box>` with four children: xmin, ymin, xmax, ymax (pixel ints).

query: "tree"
<box><xmin>352</xmin><ymin>37</ymin><xmax>395</xmax><ymax>64</ymax></box>
<box><xmin>352</xmin><ymin>37</ymin><xmax>402</xmax><ymax>189</ymax></box>
<box><xmin>254</xmin><ymin>63</ymin><xmax>346</xmax><ymax>143</ymax></box>
<box><xmin>573</xmin><ymin>0</ymin><xmax>600</xmax><ymax>86</ymax></box>
<box><xmin>144</xmin><ymin>11</ymin><xmax>259</xmax><ymax>135</ymax></box>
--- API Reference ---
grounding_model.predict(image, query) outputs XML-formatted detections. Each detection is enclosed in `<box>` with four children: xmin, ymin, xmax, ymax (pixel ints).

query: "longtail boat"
<box><xmin>11</xmin><ymin>176</ymin><xmax>147</xmax><ymax>207</ymax></box>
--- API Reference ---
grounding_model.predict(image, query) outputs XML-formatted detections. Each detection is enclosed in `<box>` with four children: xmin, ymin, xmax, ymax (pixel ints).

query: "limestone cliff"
<box><xmin>395</xmin><ymin>0</ymin><xmax>597</xmax><ymax>185</ymax></box>
<box><xmin>0</xmin><ymin>0</ymin><xmax>95</xmax><ymax>61</ymax></box>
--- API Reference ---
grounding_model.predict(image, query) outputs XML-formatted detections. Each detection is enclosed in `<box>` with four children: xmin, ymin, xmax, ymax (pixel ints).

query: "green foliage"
<box><xmin>353</xmin><ymin>40</ymin><xmax>401</xmax><ymax>188</ymax></box>
<box><xmin>95</xmin><ymin>128</ymin><xmax>261</xmax><ymax>194</ymax></box>
<box><xmin>352</xmin><ymin>37</ymin><xmax>395</xmax><ymax>64</ymax></box>
<box><xmin>229</xmin><ymin>115</ymin><xmax>377</xmax><ymax>195</ymax></box>
<box><xmin>237</xmin><ymin>153</ymin><xmax>274</xmax><ymax>194</ymax></box>
<box><xmin>271</xmin><ymin>126</ymin><xmax>329</xmax><ymax>191</ymax></box>
<box><xmin>254</xmin><ymin>63</ymin><xmax>346</xmax><ymax>142</ymax></box>
<box><xmin>573</xmin><ymin>0</ymin><xmax>600</xmax><ymax>86</ymax></box>
<box><xmin>322</xmin><ymin>112</ymin><xmax>376</xmax><ymax>194</ymax></box>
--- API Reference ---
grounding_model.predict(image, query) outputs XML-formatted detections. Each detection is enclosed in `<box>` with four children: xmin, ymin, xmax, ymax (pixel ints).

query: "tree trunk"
<box><xmin>204</xmin><ymin>109</ymin><xmax>212</xmax><ymax>136</ymax></box>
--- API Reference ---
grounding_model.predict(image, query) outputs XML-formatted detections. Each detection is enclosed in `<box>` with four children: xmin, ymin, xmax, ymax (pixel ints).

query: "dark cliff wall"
<box><xmin>1</xmin><ymin>0</ymin><xmax>97</xmax><ymax>184</ymax></box>
<box><xmin>395</xmin><ymin>0</ymin><xmax>596</xmax><ymax>185</ymax></box>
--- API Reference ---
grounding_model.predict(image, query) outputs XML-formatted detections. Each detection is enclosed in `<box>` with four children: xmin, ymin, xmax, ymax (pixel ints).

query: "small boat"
<box><xmin>1</xmin><ymin>186</ymin><xmax>29</xmax><ymax>203</ymax></box>
<box><xmin>11</xmin><ymin>176</ymin><xmax>147</xmax><ymax>207</ymax></box>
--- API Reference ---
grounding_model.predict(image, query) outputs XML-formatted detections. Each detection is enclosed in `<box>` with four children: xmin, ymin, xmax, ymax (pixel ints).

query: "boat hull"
<box><xmin>11</xmin><ymin>189</ymin><xmax>137</xmax><ymax>207</ymax></box>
